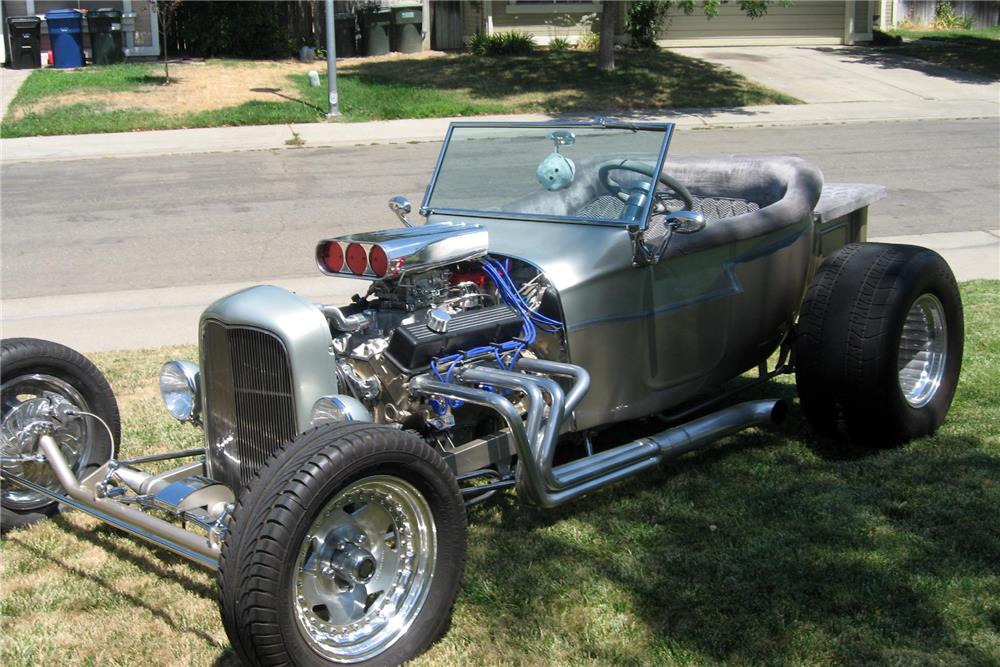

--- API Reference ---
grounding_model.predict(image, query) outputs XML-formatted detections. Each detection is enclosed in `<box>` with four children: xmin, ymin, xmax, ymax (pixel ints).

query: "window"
<box><xmin>506</xmin><ymin>1</ymin><xmax>602</xmax><ymax>14</ymax></box>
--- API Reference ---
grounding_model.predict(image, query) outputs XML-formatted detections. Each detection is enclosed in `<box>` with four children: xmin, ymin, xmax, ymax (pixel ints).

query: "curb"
<box><xmin>2</xmin><ymin>99</ymin><xmax>997</xmax><ymax>164</ymax></box>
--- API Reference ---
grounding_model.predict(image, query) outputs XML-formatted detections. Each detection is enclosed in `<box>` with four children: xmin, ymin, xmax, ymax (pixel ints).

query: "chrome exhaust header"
<box><xmin>411</xmin><ymin>361</ymin><xmax>784</xmax><ymax>508</ymax></box>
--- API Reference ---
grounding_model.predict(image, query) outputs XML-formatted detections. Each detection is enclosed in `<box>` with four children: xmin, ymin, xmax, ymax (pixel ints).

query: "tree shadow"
<box><xmin>461</xmin><ymin>412</ymin><xmax>1000</xmax><ymax>663</ymax></box>
<box><xmin>346</xmin><ymin>50</ymin><xmax>796</xmax><ymax>112</ymax></box>
<box><xmin>813</xmin><ymin>44</ymin><xmax>998</xmax><ymax>84</ymax></box>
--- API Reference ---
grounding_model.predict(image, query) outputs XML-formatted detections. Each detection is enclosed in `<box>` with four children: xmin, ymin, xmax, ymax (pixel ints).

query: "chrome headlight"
<box><xmin>310</xmin><ymin>395</ymin><xmax>371</xmax><ymax>426</ymax></box>
<box><xmin>159</xmin><ymin>360</ymin><xmax>201</xmax><ymax>423</ymax></box>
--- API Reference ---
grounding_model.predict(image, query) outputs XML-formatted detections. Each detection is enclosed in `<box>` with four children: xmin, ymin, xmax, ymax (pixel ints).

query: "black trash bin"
<box><xmin>87</xmin><ymin>8</ymin><xmax>124</xmax><ymax>65</ymax></box>
<box><xmin>358</xmin><ymin>5</ymin><xmax>391</xmax><ymax>57</ymax></box>
<box><xmin>5</xmin><ymin>16</ymin><xmax>42</xmax><ymax>69</ymax></box>
<box><xmin>334</xmin><ymin>12</ymin><xmax>356</xmax><ymax>58</ymax></box>
<box><xmin>391</xmin><ymin>4</ymin><xmax>422</xmax><ymax>54</ymax></box>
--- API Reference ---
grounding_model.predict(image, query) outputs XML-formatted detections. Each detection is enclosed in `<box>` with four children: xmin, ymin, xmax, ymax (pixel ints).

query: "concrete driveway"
<box><xmin>0</xmin><ymin>67</ymin><xmax>30</xmax><ymax>121</ymax></box>
<box><xmin>670</xmin><ymin>45</ymin><xmax>1000</xmax><ymax>104</ymax></box>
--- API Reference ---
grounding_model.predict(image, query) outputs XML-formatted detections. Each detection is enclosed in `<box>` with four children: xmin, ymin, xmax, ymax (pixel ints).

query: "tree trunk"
<box><xmin>597</xmin><ymin>0</ymin><xmax>616</xmax><ymax>72</ymax></box>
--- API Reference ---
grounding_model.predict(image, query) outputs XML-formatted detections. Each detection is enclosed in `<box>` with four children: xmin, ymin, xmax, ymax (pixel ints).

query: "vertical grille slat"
<box><xmin>202</xmin><ymin>322</ymin><xmax>297</xmax><ymax>490</ymax></box>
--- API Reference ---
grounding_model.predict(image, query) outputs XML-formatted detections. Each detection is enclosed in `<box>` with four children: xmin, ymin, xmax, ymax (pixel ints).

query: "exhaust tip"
<box><xmin>770</xmin><ymin>399</ymin><xmax>788</xmax><ymax>424</ymax></box>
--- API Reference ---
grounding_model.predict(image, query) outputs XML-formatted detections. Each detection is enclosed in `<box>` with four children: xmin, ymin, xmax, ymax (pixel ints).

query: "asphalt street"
<box><xmin>2</xmin><ymin>118</ymin><xmax>997</xmax><ymax>300</ymax></box>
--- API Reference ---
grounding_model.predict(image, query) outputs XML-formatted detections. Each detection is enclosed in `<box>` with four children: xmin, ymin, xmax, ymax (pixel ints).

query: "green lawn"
<box><xmin>887</xmin><ymin>26</ymin><xmax>1000</xmax><ymax>79</ymax></box>
<box><xmin>1</xmin><ymin>281</ymin><xmax>997</xmax><ymax>665</ymax></box>
<box><xmin>0</xmin><ymin>51</ymin><xmax>798</xmax><ymax>138</ymax></box>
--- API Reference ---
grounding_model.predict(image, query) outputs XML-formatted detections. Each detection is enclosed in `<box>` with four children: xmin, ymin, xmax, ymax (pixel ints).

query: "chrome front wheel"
<box><xmin>294</xmin><ymin>475</ymin><xmax>438</xmax><ymax>662</ymax></box>
<box><xmin>1</xmin><ymin>373</ymin><xmax>92</xmax><ymax>510</ymax></box>
<box><xmin>1</xmin><ymin>338</ymin><xmax>119</xmax><ymax>531</ymax></box>
<box><xmin>218</xmin><ymin>424</ymin><xmax>466</xmax><ymax>666</ymax></box>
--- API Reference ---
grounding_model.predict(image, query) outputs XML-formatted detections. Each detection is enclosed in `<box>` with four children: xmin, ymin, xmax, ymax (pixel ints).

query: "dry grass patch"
<box><xmin>12</xmin><ymin>53</ymin><xmax>452</xmax><ymax>119</ymax></box>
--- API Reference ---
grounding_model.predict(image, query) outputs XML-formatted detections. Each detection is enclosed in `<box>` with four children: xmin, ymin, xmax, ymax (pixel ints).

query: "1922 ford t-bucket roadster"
<box><xmin>1</xmin><ymin>120</ymin><xmax>963</xmax><ymax>665</ymax></box>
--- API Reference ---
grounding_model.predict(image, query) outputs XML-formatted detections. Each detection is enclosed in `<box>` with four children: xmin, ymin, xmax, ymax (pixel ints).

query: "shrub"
<box><xmin>933</xmin><ymin>1</ymin><xmax>973</xmax><ymax>30</ymax></box>
<box><xmin>549</xmin><ymin>36</ymin><xmax>572</xmax><ymax>51</ymax></box>
<box><xmin>469</xmin><ymin>30</ymin><xmax>535</xmax><ymax>56</ymax></box>
<box><xmin>576</xmin><ymin>31</ymin><xmax>600</xmax><ymax>51</ymax></box>
<box><xmin>626</xmin><ymin>0</ymin><xmax>670</xmax><ymax>49</ymax></box>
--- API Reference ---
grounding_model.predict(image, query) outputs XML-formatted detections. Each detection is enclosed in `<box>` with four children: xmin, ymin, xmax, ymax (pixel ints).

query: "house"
<box><xmin>440</xmin><ymin>0</ymin><xmax>878</xmax><ymax>48</ymax></box>
<box><xmin>1</xmin><ymin>0</ymin><xmax>160</xmax><ymax>63</ymax></box>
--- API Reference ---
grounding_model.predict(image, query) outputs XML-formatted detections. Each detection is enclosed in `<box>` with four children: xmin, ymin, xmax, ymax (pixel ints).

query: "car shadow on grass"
<box><xmin>7</xmin><ymin>526</ymin><xmax>225</xmax><ymax>649</ymax></box>
<box><xmin>49</xmin><ymin>514</ymin><xmax>218</xmax><ymax>598</ymax></box>
<box><xmin>460</xmin><ymin>398</ymin><xmax>999</xmax><ymax>664</ymax></box>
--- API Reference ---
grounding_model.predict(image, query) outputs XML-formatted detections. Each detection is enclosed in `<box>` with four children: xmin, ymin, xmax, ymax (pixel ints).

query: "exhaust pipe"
<box><xmin>412</xmin><ymin>368</ymin><xmax>785</xmax><ymax>508</ymax></box>
<box><xmin>2</xmin><ymin>435</ymin><xmax>219</xmax><ymax>569</ymax></box>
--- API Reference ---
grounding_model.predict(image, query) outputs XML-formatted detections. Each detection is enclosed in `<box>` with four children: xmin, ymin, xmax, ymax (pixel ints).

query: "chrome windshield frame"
<box><xmin>419</xmin><ymin>119</ymin><xmax>675</xmax><ymax>230</ymax></box>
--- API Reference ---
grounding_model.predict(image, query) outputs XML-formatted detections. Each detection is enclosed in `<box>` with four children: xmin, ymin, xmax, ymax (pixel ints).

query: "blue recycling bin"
<box><xmin>46</xmin><ymin>9</ymin><xmax>85</xmax><ymax>68</ymax></box>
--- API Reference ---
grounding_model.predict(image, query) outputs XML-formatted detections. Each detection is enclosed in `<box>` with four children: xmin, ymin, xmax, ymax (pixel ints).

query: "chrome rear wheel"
<box><xmin>897</xmin><ymin>293</ymin><xmax>948</xmax><ymax>408</ymax></box>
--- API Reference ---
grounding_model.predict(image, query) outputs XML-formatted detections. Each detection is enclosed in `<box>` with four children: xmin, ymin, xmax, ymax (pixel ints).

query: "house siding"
<box><xmin>468</xmin><ymin>1</ymin><xmax>853</xmax><ymax>47</ymax></box>
<box><xmin>657</xmin><ymin>1</ymin><xmax>847</xmax><ymax>46</ymax></box>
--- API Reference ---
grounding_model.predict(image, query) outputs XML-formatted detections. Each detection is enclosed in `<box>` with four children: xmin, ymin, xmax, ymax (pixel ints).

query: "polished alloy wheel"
<box><xmin>0</xmin><ymin>373</ymin><xmax>91</xmax><ymax>509</ymax></box>
<box><xmin>294</xmin><ymin>475</ymin><xmax>437</xmax><ymax>663</ymax></box>
<box><xmin>896</xmin><ymin>293</ymin><xmax>948</xmax><ymax>409</ymax></box>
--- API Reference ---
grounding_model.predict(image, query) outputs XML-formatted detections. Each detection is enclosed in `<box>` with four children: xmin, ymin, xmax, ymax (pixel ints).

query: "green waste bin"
<box><xmin>358</xmin><ymin>6</ymin><xmax>390</xmax><ymax>57</ymax></box>
<box><xmin>87</xmin><ymin>7</ymin><xmax>124</xmax><ymax>65</ymax></box>
<box><xmin>334</xmin><ymin>12</ymin><xmax>356</xmax><ymax>58</ymax></box>
<box><xmin>5</xmin><ymin>16</ymin><xmax>42</xmax><ymax>69</ymax></box>
<box><xmin>391</xmin><ymin>4</ymin><xmax>422</xmax><ymax>53</ymax></box>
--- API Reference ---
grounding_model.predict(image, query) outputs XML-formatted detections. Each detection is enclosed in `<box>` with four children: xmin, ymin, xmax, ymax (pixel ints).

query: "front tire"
<box><xmin>218</xmin><ymin>423</ymin><xmax>467</xmax><ymax>666</ymax></box>
<box><xmin>1</xmin><ymin>338</ymin><xmax>119</xmax><ymax>531</ymax></box>
<box><xmin>794</xmin><ymin>243</ymin><xmax>963</xmax><ymax>447</ymax></box>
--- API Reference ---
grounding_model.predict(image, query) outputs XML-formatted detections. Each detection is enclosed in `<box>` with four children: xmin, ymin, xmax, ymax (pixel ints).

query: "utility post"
<box><xmin>325</xmin><ymin>0</ymin><xmax>340</xmax><ymax>117</ymax></box>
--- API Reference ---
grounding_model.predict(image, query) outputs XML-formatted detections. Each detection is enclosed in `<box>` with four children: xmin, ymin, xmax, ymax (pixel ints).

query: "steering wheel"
<box><xmin>598</xmin><ymin>159</ymin><xmax>696</xmax><ymax>213</ymax></box>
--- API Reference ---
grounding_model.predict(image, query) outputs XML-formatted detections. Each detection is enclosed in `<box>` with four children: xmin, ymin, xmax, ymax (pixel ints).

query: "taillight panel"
<box><xmin>315</xmin><ymin>222</ymin><xmax>489</xmax><ymax>281</ymax></box>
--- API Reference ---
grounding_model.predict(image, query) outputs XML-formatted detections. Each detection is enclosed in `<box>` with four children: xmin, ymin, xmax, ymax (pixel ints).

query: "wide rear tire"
<box><xmin>794</xmin><ymin>243</ymin><xmax>963</xmax><ymax>447</ymax></box>
<box><xmin>218</xmin><ymin>423</ymin><xmax>467</xmax><ymax>666</ymax></box>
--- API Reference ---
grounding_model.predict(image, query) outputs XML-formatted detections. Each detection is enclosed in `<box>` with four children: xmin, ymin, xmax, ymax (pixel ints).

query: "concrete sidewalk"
<box><xmin>2</xmin><ymin>229</ymin><xmax>995</xmax><ymax>353</ymax></box>
<box><xmin>3</xmin><ymin>97</ymin><xmax>998</xmax><ymax>164</ymax></box>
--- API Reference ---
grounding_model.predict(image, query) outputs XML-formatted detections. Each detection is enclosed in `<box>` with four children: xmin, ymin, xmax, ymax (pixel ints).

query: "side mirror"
<box><xmin>389</xmin><ymin>196</ymin><xmax>414</xmax><ymax>228</ymax></box>
<box><xmin>665</xmin><ymin>210</ymin><xmax>705</xmax><ymax>234</ymax></box>
<box><xmin>642</xmin><ymin>210</ymin><xmax>706</xmax><ymax>265</ymax></box>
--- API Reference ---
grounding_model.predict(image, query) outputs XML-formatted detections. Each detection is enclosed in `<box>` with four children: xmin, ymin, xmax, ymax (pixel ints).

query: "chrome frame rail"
<box><xmin>2</xmin><ymin>435</ymin><xmax>219</xmax><ymax>569</ymax></box>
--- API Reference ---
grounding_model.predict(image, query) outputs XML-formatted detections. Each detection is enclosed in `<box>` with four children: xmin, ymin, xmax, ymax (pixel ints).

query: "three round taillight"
<box><xmin>320</xmin><ymin>241</ymin><xmax>344</xmax><ymax>273</ymax></box>
<box><xmin>346</xmin><ymin>243</ymin><xmax>368</xmax><ymax>276</ymax></box>
<box><xmin>368</xmin><ymin>245</ymin><xmax>389</xmax><ymax>278</ymax></box>
<box><xmin>318</xmin><ymin>241</ymin><xmax>391</xmax><ymax>278</ymax></box>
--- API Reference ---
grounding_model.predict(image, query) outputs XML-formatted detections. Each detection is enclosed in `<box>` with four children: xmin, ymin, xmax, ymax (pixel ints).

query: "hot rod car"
<box><xmin>1</xmin><ymin>120</ymin><xmax>963</xmax><ymax>666</ymax></box>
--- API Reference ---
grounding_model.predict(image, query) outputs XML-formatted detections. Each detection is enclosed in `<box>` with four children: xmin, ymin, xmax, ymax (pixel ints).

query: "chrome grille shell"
<box><xmin>201</xmin><ymin>322</ymin><xmax>297</xmax><ymax>489</ymax></box>
<box><xmin>199</xmin><ymin>285</ymin><xmax>340</xmax><ymax>491</ymax></box>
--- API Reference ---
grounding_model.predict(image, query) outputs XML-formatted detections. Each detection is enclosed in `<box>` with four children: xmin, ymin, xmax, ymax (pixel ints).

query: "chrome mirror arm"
<box><xmin>388</xmin><ymin>196</ymin><xmax>414</xmax><ymax>227</ymax></box>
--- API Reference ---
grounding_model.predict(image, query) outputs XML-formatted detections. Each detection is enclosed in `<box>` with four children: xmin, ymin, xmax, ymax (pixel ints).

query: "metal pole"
<box><xmin>325</xmin><ymin>0</ymin><xmax>340</xmax><ymax>117</ymax></box>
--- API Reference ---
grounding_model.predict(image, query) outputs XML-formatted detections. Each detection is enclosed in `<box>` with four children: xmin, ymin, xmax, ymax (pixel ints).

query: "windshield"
<box><xmin>422</xmin><ymin>121</ymin><xmax>673</xmax><ymax>226</ymax></box>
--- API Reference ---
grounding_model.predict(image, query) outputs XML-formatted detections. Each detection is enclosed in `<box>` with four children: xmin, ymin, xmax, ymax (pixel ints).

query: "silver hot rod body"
<box><xmin>6</xmin><ymin>119</ymin><xmax>958</xmax><ymax>667</ymax></box>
